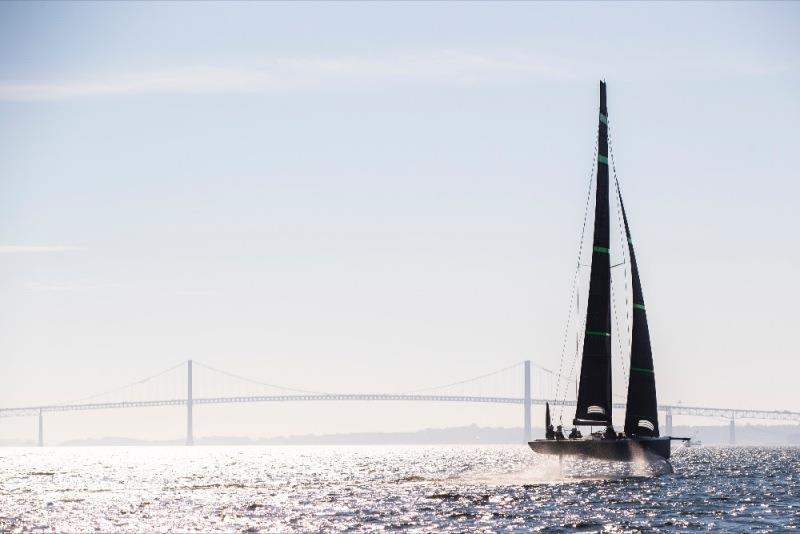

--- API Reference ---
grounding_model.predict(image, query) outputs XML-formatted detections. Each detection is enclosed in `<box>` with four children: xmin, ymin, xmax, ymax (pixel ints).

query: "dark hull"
<box><xmin>528</xmin><ymin>437</ymin><xmax>671</xmax><ymax>461</ymax></box>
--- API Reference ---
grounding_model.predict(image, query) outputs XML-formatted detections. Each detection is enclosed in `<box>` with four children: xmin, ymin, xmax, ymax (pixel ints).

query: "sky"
<box><xmin>0</xmin><ymin>1</ymin><xmax>799</xmax><ymax>444</ymax></box>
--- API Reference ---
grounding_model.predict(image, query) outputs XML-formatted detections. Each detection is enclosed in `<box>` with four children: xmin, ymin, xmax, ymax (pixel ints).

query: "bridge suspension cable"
<box><xmin>61</xmin><ymin>361</ymin><xmax>186</xmax><ymax>404</ymax></box>
<box><xmin>401</xmin><ymin>361</ymin><xmax>523</xmax><ymax>395</ymax></box>
<box><xmin>192</xmin><ymin>360</ymin><xmax>330</xmax><ymax>395</ymax></box>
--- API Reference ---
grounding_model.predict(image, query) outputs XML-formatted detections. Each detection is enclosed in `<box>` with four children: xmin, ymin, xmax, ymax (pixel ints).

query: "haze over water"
<box><xmin>1</xmin><ymin>445</ymin><xmax>797</xmax><ymax>532</ymax></box>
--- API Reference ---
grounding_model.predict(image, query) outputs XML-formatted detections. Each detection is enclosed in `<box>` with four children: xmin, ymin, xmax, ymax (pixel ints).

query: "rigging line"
<box><xmin>554</xmin><ymin>131</ymin><xmax>598</xmax><ymax>421</ymax></box>
<box><xmin>560</xmin><ymin>301</ymin><xmax>588</xmax><ymax>423</ymax></box>
<box><xmin>554</xmin><ymin>132</ymin><xmax>597</xmax><ymax>418</ymax></box>
<box><xmin>192</xmin><ymin>361</ymin><xmax>330</xmax><ymax>395</ymax></box>
<box><xmin>608</xmin><ymin>131</ymin><xmax>633</xmax><ymax>397</ymax></box>
<box><xmin>608</xmin><ymin>134</ymin><xmax>631</xmax><ymax>338</ymax></box>
<box><xmin>402</xmin><ymin>361</ymin><xmax>522</xmax><ymax>394</ymax></box>
<box><xmin>61</xmin><ymin>361</ymin><xmax>186</xmax><ymax>404</ymax></box>
<box><xmin>611</xmin><ymin>274</ymin><xmax>630</xmax><ymax>394</ymax></box>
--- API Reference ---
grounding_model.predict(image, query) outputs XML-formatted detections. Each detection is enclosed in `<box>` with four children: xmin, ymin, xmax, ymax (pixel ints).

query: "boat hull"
<box><xmin>528</xmin><ymin>437</ymin><xmax>671</xmax><ymax>461</ymax></box>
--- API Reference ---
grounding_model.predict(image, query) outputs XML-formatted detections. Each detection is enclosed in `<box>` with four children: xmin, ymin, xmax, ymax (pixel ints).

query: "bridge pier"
<box><xmin>665</xmin><ymin>407</ymin><xmax>673</xmax><ymax>436</ymax></box>
<box><xmin>523</xmin><ymin>360</ymin><xmax>531</xmax><ymax>443</ymax></box>
<box><xmin>37</xmin><ymin>409</ymin><xmax>43</xmax><ymax>447</ymax></box>
<box><xmin>729</xmin><ymin>416</ymin><xmax>736</xmax><ymax>446</ymax></box>
<box><xmin>186</xmin><ymin>360</ymin><xmax>194</xmax><ymax>446</ymax></box>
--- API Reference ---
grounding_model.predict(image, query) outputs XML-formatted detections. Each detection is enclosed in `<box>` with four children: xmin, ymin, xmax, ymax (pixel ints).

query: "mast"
<box><xmin>574</xmin><ymin>80</ymin><xmax>613</xmax><ymax>427</ymax></box>
<box><xmin>619</xmin><ymin>190</ymin><xmax>660</xmax><ymax>436</ymax></box>
<box><xmin>545</xmin><ymin>402</ymin><xmax>551</xmax><ymax>429</ymax></box>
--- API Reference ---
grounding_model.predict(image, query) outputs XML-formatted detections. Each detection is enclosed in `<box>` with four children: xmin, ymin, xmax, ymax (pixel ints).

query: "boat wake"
<box><xmin>631</xmin><ymin>447</ymin><xmax>674</xmax><ymax>476</ymax></box>
<box><xmin>446</xmin><ymin>453</ymin><xmax>672</xmax><ymax>486</ymax></box>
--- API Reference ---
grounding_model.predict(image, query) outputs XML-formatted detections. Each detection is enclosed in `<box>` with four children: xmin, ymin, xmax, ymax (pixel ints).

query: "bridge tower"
<box><xmin>729</xmin><ymin>416</ymin><xmax>736</xmax><ymax>446</ymax></box>
<box><xmin>523</xmin><ymin>360</ymin><xmax>531</xmax><ymax>442</ymax></box>
<box><xmin>37</xmin><ymin>408</ymin><xmax>43</xmax><ymax>447</ymax></box>
<box><xmin>665</xmin><ymin>407</ymin><xmax>673</xmax><ymax>436</ymax></box>
<box><xmin>186</xmin><ymin>359</ymin><xmax>194</xmax><ymax>446</ymax></box>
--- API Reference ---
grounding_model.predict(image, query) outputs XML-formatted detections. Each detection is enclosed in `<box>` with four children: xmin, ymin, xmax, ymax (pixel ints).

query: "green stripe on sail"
<box><xmin>599</xmin><ymin>113</ymin><xmax>608</xmax><ymax>125</ymax></box>
<box><xmin>585</xmin><ymin>330</ymin><xmax>610</xmax><ymax>337</ymax></box>
<box><xmin>598</xmin><ymin>154</ymin><xmax>609</xmax><ymax>165</ymax></box>
<box><xmin>593</xmin><ymin>245</ymin><xmax>609</xmax><ymax>254</ymax></box>
<box><xmin>631</xmin><ymin>366</ymin><xmax>654</xmax><ymax>374</ymax></box>
<box><xmin>633</xmin><ymin>303</ymin><xmax>646</xmax><ymax>310</ymax></box>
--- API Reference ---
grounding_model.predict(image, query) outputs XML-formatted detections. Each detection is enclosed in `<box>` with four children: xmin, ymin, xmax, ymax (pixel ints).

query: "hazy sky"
<box><xmin>1</xmin><ymin>2</ymin><xmax>798</xmax><ymax>443</ymax></box>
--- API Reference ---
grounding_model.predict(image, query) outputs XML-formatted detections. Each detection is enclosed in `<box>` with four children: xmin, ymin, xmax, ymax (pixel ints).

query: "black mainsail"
<box><xmin>574</xmin><ymin>81</ymin><xmax>613</xmax><ymax>427</ymax></box>
<box><xmin>620</xmin><ymin>190</ymin><xmax>660</xmax><ymax>436</ymax></box>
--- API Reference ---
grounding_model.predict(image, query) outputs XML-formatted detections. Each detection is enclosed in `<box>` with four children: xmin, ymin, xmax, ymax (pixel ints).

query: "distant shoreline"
<box><xmin>3</xmin><ymin>424</ymin><xmax>799</xmax><ymax>447</ymax></box>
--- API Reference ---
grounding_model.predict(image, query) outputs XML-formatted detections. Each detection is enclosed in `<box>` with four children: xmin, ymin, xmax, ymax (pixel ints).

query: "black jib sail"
<box><xmin>619</xmin><ymin>189</ymin><xmax>660</xmax><ymax>437</ymax></box>
<box><xmin>574</xmin><ymin>81</ymin><xmax>613</xmax><ymax>427</ymax></box>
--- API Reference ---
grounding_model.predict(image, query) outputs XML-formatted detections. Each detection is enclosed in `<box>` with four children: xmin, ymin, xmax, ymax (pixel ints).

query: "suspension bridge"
<box><xmin>2</xmin><ymin>360</ymin><xmax>798</xmax><ymax>447</ymax></box>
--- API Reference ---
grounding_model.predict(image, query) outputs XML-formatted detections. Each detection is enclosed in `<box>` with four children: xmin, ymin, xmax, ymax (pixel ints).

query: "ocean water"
<box><xmin>0</xmin><ymin>445</ymin><xmax>797</xmax><ymax>532</ymax></box>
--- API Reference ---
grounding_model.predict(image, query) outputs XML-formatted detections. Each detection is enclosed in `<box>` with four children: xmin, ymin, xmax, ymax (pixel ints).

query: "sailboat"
<box><xmin>528</xmin><ymin>81</ymin><xmax>687</xmax><ymax>462</ymax></box>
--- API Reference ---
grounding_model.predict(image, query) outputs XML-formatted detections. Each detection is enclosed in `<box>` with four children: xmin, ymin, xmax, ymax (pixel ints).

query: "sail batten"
<box><xmin>574</xmin><ymin>81</ymin><xmax>613</xmax><ymax>427</ymax></box>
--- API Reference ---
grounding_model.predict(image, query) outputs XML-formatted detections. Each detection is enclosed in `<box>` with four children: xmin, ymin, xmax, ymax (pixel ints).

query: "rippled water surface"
<box><xmin>1</xmin><ymin>445</ymin><xmax>798</xmax><ymax>532</ymax></box>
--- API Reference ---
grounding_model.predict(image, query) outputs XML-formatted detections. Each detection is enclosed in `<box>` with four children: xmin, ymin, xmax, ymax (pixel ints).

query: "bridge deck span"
<box><xmin>1</xmin><ymin>394</ymin><xmax>798</xmax><ymax>422</ymax></box>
